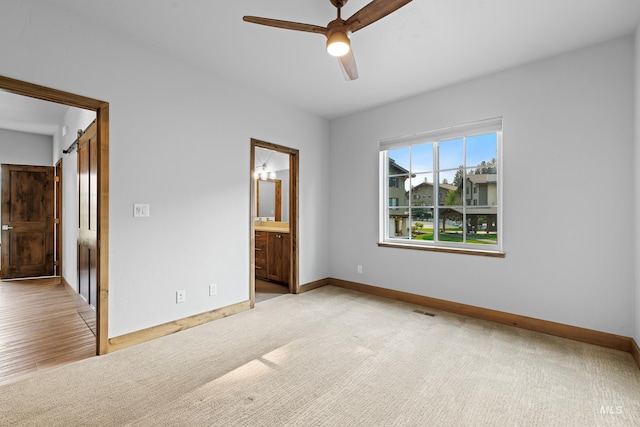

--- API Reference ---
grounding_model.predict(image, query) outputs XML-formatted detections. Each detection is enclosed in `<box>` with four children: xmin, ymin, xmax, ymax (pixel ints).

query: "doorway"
<box><xmin>250</xmin><ymin>139</ymin><xmax>298</xmax><ymax>307</ymax></box>
<box><xmin>0</xmin><ymin>75</ymin><xmax>110</xmax><ymax>355</ymax></box>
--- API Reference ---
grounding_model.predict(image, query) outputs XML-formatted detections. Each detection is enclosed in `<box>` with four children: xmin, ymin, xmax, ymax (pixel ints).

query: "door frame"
<box><xmin>55</xmin><ymin>159</ymin><xmax>62</xmax><ymax>278</ymax></box>
<box><xmin>250</xmin><ymin>139</ymin><xmax>299</xmax><ymax>308</ymax></box>
<box><xmin>0</xmin><ymin>75</ymin><xmax>110</xmax><ymax>355</ymax></box>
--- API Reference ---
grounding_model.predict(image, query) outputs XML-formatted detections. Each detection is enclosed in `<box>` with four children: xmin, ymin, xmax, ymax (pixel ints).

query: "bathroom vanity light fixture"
<box><xmin>255</xmin><ymin>163</ymin><xmax>277</xmax><ymax>180</ymax></box>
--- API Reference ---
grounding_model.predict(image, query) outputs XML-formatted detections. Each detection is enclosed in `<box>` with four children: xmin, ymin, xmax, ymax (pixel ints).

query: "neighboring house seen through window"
<box><xmin>379</xmin><ymin>117</ymin><xmax>502</xmax><ymax>253</ymax></box>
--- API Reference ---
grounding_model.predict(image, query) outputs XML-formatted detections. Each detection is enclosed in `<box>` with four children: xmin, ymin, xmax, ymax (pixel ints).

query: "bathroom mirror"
<box><xmin>255</xmin><ymin>147</ymin><xmax>290</xmax><ymax>222</ymax></box>
<box><xmin>257</xmin><ymin>179</ymin><xmax>281</xmax><ymax>220</ymax></box>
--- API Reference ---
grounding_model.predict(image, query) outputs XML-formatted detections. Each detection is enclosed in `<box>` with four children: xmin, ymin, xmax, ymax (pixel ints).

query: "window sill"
<box><xmin>378</xmin><ymin>242</ymin><xmax>505</xmax><ymax>258</ymax></box>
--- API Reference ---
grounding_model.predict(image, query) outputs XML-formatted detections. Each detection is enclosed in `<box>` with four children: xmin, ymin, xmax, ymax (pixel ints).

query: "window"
<box><xmin>380</xmin><ymin>117</ymin><xmax>502</xmax><ymax>254</ymax></box>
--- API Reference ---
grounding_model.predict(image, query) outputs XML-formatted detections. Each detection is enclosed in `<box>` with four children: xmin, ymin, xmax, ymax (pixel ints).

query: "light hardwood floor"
<box><xmin>0</xmin><ymin>277</ymin><xmax>96</xmax><ymax>385</ymax></box>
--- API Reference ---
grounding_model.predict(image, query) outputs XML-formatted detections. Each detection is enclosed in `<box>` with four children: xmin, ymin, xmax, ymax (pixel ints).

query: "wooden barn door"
<box><xmin>0</xmin><ymin>164</ymin><xmax>55</xmax><ymax>279</ymax></box>
<box><xmin>77</xmin><ymin>121</ymin><xmax>98</xmax><ymax>308</ymax></box>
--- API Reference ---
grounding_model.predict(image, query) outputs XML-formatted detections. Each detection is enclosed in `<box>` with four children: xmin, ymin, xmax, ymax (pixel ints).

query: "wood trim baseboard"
<box><xmin>61</xmin><ymin>276</ymin><xmax>72</xmax><ymax>291</ymax></box>
<box><xmin>329</xmin><ymin>278</ymin><xmax>633</xmax><ymax>354</ymax></box>
<box><xmin>60</xmin><ymin>276</ymin><xmax>77</xmax><ymax>294</ymax></box>
<box><xmin>632</xmin><ymin>339</ymin><xmax>640</xmax><ymax>370</ymax></box>
<box><xmin>107</xmin><ymin>301</ymin><xmax>251</xmax><ymax>353</ymax></box>
<box><xmin>298</xmin><ymin>278</ymin><xmax>329</xmax><ymax>293</ymax></box>
<box><xmin>2</xmin><ymin>276</ymin><xmax>61</xmax><ymax>286</ymax></box>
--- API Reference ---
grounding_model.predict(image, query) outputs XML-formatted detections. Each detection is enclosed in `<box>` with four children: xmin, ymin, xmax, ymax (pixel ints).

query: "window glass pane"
<box><xmin>387</xmin><ymin>210</ymin><xmax>410</xmax><ymax>239</ymax></box>
<box><xmin>438</xmin><ymin>138</ymin><xmax>463</xmax><ymax>170</ymax></box>
<box><xmin>438</xmin><ymin>170</ymin><xmax>461</xmax><ymax>207</ymax></box>
<box><xmin>437</xmin><ymin>208</ymin><xmax>463</xmax><ymax>242</ymax></box>
<box><xmin>466</xmin><ymin>168</ymin><xmax>498</xmax><ymax>207</ymax></box>
<box><xmin>466</xmin><ymin>208</ymin><xmax>498</xmax><ymax>245</ymax></box>
<box><xmin>388</xmin><ymin>174</ymin><xmax>410</xmax><ymax>207</ymax></box>
<box><xmin>411</xmin><ymin>143</ymin><xmax>433</xmax><ymax>173</ymax></box>
<box><xmin>466</xmin><ymin>133</ymin><xmax>497</xmax><ymax>168</ymax></box>
<box><xmin>411</xmin><ymin>208</ymin><xmax>434</xmax><ymax>241</ymax></box>
<box><xmin>410</xmin><ymin>173</ymin><xmax>433</xmax><ymax>206</ymax></box>
<box><xmin>389</xmin><ymin>147</ymin><xmax>410</xmax><ymax>174</ymax></box>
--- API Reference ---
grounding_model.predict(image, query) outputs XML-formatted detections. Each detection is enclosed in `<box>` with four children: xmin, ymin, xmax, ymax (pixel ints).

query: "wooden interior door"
<box><xmin>1</xmin><ymin>164</ymin><xmax>55</xmax><ymax>279</ymax></box>
<box><xmin>77</xmin><ymin>121</ymin><xmax>98</xmax><ymax>308</ymax></box>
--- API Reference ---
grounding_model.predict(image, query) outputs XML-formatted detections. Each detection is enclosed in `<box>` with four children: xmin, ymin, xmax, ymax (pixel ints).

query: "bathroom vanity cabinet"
<box><xmin>255</xmin><ymin>229</ymin><xmax>290</xmax><ymax>285</ymax></box>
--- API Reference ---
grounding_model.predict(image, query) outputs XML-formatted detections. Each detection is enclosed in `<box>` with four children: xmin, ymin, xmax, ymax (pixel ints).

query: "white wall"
<box><xmin>51</xmin><ymin>107</ymin><xmax>96</xmax><ymax>292</ymax></box>
<box><xmin>635</xmin><ymin>24</ymin><xmax>640</xmax><ymax>344</ymax></box>
<box><xmin>0</xmin><ymin>128</ymin><xmax>52</xmax><ymax>166</ymax></box>
<box><xmin>0</xmin><ymin>1</ymin><xmax>330</xmax><ymax>337</ymax></box>
<box><xmin>329</xmin><ymin>36</ymin><xmax>635</xmax><ymax>336</ymax></box>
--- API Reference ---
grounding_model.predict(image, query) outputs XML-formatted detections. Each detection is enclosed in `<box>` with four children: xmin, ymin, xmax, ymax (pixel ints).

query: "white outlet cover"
<box><xmin>176</xmin><ymin>290</ymin><xmax>186</xmax><ymax>303</ymax></box>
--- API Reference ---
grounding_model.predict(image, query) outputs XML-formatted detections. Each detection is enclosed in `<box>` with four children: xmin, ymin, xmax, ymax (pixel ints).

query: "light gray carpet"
<box><xmin>1</xmin><ymin>286</ymin><xmax>639</xmax><ymax>426</ymax></box>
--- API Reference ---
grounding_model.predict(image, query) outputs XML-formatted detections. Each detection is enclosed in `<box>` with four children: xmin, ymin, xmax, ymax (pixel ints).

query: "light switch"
<box><xmin>133</xmin><ymin>203</ymin><xmax>150</xmax><ymax>217</ymax></box>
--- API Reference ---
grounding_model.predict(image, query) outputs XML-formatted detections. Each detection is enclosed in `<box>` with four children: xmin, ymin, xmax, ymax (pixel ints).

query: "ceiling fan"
<box><xmin>243</xmin><ymin>0</ymin><xmax>413</xmax><ymax>81</ymax></box>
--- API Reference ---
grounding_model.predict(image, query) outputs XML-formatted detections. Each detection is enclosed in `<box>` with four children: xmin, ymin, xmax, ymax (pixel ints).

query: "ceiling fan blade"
<box><xmin>338</xmin><ymin>49</ymin><xmax>358</xmax><ymax>81</ymax></box>
<box><xmin>345</xmin><ymin>0</ymin><xmax>413</xmax><ymax>33</ymax></box>
<box><xmin>243</xmin><ymin>16</ymin><xmax>328</xmax><ymax>36</ymax></box>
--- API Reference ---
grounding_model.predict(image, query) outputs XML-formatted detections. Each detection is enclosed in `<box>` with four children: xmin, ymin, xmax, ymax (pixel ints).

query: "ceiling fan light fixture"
<box><xmin>326</xmin><ymin>31</ymin><xmax>350</xmax><ymax>57</ymax></box>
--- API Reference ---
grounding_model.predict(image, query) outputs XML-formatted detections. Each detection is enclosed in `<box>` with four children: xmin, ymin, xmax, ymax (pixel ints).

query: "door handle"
<box><xmin>1</xmin><ymin>225</ymin><xmax>13</xmax><ymax>231</ymax></box>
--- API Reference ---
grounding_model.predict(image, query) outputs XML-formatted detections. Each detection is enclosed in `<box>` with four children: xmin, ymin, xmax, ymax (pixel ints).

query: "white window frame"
<box><xmin>379</xmin><ymin>117</ymin><xmax>504</xmax><ymax>256</ymax></box>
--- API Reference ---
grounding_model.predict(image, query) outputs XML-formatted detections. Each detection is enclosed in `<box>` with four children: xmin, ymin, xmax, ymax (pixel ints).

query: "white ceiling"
<box><xmin>0</xmin><ymin>90</ymin><xmax>70</xmax><ymax>136</ymax></box>
<box><xmin>4</xmin><ymin>0</ymin><xmax>640</xmax><ymax>130</ymax></box>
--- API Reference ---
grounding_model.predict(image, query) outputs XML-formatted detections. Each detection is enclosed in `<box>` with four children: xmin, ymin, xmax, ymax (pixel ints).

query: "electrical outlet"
<box><xmin>357</xmin><ymin>265</ymin><xmax>363</xmax><ymax>274</ymax></box>
<box><xmin>209</xmin><ymin>284</ymin><xmax>217</xmax><ymax>296</ymax></box>
<box><xmin>176</xmin><ymin>290</ymin><xmax>186</xmax><ymax>304</ymax></box>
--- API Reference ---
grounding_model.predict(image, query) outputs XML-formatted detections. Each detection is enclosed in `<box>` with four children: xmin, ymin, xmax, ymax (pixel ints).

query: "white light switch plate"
<box><xmin>133</xmin><ymin>203</ymin><xmax>150</xmax><ymax>217</ymax></box>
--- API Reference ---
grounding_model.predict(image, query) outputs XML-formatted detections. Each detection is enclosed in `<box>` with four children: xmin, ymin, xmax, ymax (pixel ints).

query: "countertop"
<box><xmin>255</xmin><ymin>222</ymin><xmax>289</xmax><ymax>233</ymax></box>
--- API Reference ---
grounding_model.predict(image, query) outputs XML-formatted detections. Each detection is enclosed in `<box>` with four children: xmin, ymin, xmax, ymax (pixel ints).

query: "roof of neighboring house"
<box><xmin>389</xmin><ymin>159</ymin><xmax>410</xmax><ymax>175</ymax></box>
<box><xmin>466</xmin><ymin>173</ymin><xmax>497</xmax><ymax>184</ymax></box>
<box><xmin>411</xmin><ymin>181</ymin><xmax>457</xmax><ymax>192</ymax></box>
